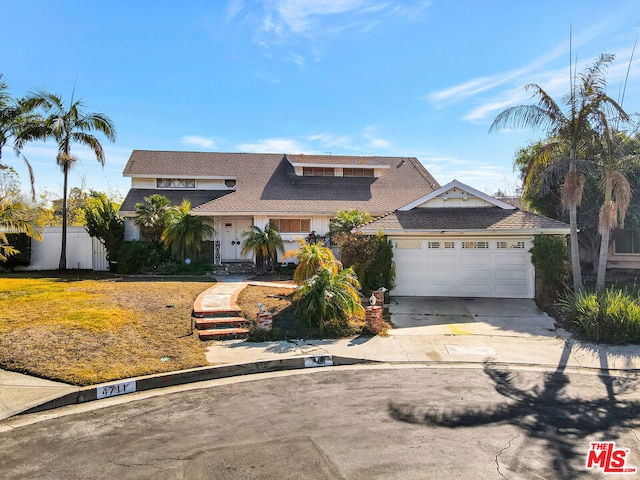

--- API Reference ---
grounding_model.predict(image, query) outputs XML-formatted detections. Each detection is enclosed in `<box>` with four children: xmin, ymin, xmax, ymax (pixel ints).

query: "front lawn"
<box><xmin>0</xmin><ymin>272</ymin><xmax>211</xmax><ymax>385</ymax></box>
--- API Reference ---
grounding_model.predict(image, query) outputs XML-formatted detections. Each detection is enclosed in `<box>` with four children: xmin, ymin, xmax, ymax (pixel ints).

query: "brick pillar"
<box><xmin>365</xmin><ymin>306</ymin><xmax>383</xmax><ymax>334</ymax></box>
<box><xmin>372</xmin><ymin>290</ymin><xmax>385</xmax><ymax>306</ymax></box>
<box><xmin>256</xmin><ymin>312</ymin><xmax>273</xmax><ymax>331</ymax></box>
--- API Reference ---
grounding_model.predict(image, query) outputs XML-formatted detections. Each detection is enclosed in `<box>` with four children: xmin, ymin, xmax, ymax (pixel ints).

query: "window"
<box><xmin>395</xmin><ymin>240</ymin><xmax>422</xmax><ymax>249</ymax></box>
<box><xmin>343</xmin><ymin>168</ymin><xmax>374</xmax><ymax>177</ymax></box>
<box><xmin>270</xmin><ymin>219</ymin><xmax>311</xmax><ymax>233</ymax></box>
<box><xmin>428</xmin><ymin>241</ymin><xmax>455</xmax><ymax>249</ymax></box>
<box><xmin>615</xmin><ymin>230</ymin><xmax>640</xmax><ymax>254</ymax></box>
<box><xmin>303</xmin><ymin>167</ymin><xmax>334</xmax><ymax>176</ymax></box>
<box><xmin>497</xmin><ymin>241</ymin><xmax>525</xmax><ymax>249</ymax></box>
<box><xmin>157</xmin><ymin>178</ymin><xmax>195</xmax><ymax>188</ymax></box>
<box><xmin>462</xmin><ymin>241</ymin><xmax>489</xmax><ymax>249</ymax></box>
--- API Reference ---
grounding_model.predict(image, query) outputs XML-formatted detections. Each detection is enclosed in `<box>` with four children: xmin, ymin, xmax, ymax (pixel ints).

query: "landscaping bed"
<box><xmin>0</xmin><ymin>272</ymin><xmax>211</xmax><ymax>385</ymax></box>
<box><xmin>236</xmin><ymin>284</ymin><xmax>371</xmax><ymax>341</ymax></box>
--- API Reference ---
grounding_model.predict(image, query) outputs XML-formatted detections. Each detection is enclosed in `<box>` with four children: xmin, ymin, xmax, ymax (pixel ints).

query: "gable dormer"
<box><xmin>398</xmin><ymin>180</ymin><xmax>516</xmax><ymax>211</ymax></box>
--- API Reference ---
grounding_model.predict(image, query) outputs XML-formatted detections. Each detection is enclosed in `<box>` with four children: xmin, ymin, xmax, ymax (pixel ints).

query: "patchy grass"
<box><xmin>0</xmin><ymin>272</ymin><xmax>211</xmax><ymax>385</ymax></box>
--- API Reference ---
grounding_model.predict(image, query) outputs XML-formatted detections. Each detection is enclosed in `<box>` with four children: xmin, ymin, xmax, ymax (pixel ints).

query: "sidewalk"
<box><xmin>2</xmin><ymin>277</ymin><xmax>639</xmax><ymax>421</ymax></box>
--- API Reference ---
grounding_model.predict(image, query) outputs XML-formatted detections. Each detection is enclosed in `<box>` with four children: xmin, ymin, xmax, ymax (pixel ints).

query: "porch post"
<box><xmin>213</xmin><ymin>216</ymin><xmax>221</xmax><ymax>266</ymax></box>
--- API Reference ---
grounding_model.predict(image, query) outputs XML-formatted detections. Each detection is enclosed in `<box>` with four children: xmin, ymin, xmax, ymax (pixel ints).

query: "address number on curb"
<box><xmin>96</xmin><ymin>380</ymin><xmax>137</xmax><ymax>399</ymax></box>
<box><xmin>304</xmin><ymin>355</ymin><xmax>334</xmax><ymax>368</ymax></box>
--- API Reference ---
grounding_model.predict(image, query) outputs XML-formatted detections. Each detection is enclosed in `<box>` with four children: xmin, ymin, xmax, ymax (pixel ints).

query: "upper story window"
<box><xmin>343</xmin><ymin>168</ymin><xmax>374</xmax><ymax>177</ymax></box>
<box><xmin>157</xmin><ymin>178</ymin><xmax>196</xmax><ymax>188</ymax></box>
<box><xmin>269</xmin><ymin>218</ymin><xmax>311</xmax><ymax>233</ymax></box>
<box><xmin>303</xmin><ymin>167</ymin><xmax>334</xmax><ymax>176</ymax></box>
<box><xmin>615</xmin><ymin>230</ymin><xmax>640</xmax><ymax>254</ymax></box>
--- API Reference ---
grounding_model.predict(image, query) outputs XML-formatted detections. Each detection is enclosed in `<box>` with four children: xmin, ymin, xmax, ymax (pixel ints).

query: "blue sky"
<box><xmin>3</xmin><ymin>0</ymin><xmax>640</xmax><ymax>200</ymax></box>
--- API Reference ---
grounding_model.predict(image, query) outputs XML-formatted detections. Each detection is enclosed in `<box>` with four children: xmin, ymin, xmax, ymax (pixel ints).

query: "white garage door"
<box><xmin>392</xmin><ymin>238</ymin><xmax>534</xmax><ymax>298</ymax></box>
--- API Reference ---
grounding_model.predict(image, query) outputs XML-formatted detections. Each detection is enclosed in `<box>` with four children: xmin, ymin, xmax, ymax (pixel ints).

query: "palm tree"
<box><xmin>490</xmin><ymin>54</ymin><xmax>629</xmax><ymax>291</ymax></box>
<box><xmin>294</xmin><ymin>267</ymin><xmax>365</xmax><ymax>334</ymax></box>
<box><xmin>134</xmin><ymin>193</ymin><xmax>171</xmax><ymax>243</ymax></box>
<box><xmin>593</xmin><ymin>132</ymin><xmax>637</xmax><ymax>290</ymax></box>
<box><xmin>0</xmin><ymin>74</ymin><xmax>37</xmax><ymax>199</ymax></box>
<box><xmin>240</xmin><ymin>224</ymin><xmax>284</xmax><ymax>273</ymax></box>
<box><xmin>16</xmin><ymin>90</ymin><xmax>116</xmax><ymax>270</ymax></box>
<box><xmin>0</xmin><ymin>195</ymin><xmax>42</xmax><ymax>261</ymax></box>
<box><xmin>84</xmin><ymin>195</ymin><xmax>124</xmax><ymax>272</ymax></box>
<box><xmin>284</xmin><ymin>239</ymin><xmax>341</xmax><ymax>284</ymax></box>
<box><xmin>162</xmin><ymin>199</ymin><xmax>214</xmax><ymax>260</ymax></box>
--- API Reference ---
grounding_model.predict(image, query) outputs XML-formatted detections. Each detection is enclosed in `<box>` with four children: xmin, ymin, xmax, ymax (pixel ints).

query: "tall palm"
<box><xmin>0</xmin><ymin>195</ymin><xmax>42</xmax><ymax>261</ymax></box>
<box><xmin>284</xmin><ymin>239</ymin><xmax>341</xmax><ymax>284</ymax></box>
<box><xmin>162</xmin><ymin>199</ymin><xmax>214</xmax><ymax>260</ymax></box>
<box><xmin>0</xmin><ymin>74</ymin><xmax>37</xmax><ymax>199</ymax></box>
<box><xmin>491</xmin><ymin>54</ymin><xmax>629</xmax><ymax>291</ymax></box>
<box><xmin>240</xmin><ymin>224</ymin><xmax>284</xmax><ymax>273</ymax></box>
<box><xmin>594</xmin><ymin>131</ymin><xmax>637</xmax><ymax>290</ymax></box>
<box><xmin>134</xmin><ymin>193</ymin><xmax>171</xmax><ymax>243</ymax></box>
<box><xmin>16</xmin><ymin>90</ymin><xmax>116</xmax><ymax>269</ymax></box>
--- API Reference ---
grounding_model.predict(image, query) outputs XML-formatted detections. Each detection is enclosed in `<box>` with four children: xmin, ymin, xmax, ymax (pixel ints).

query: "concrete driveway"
<box><xmin>388</xmin><ymin>297</ymin><xmax>559</xmax><ymax>338</ymax></box>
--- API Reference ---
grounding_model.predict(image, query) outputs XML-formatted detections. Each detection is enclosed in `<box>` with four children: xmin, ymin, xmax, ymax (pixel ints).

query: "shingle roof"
<box><xmin>286</xmin><ymin>154</ymin><xmax>393</xmax><ymax>166</ymax></box>
<box><xmin>359</xmin><ymin>207</ymin><xmax>570</xmax><ymax>233</ymax></box>
<box><xmin>120</xmin><ymin>189</ymin><xmax>231</xmax><ymax>213</ymax></box>
<box><xmin>122</xmin><ymin>150</ymin><xmax>440</xmax><ymax>216</ymax></box>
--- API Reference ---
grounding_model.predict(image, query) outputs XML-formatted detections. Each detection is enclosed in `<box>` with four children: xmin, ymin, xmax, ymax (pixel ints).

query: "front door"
<box><xmin>220</xmin><ymin>218</ymin><xmax>253</xmax><ymax>261</ymax></box>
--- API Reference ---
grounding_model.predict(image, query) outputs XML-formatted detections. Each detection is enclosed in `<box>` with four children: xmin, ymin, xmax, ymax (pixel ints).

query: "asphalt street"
<box><xmin>1</xmin><ymin>365</ymin><xmax>639</xmax><ymax>479</ymax></box>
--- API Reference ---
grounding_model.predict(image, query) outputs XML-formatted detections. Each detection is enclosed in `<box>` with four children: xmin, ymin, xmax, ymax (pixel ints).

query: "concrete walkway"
<box><xmin>2</xmin><ymin>277</ymin><xmax>639</xmax><ymax>421</ymax></box>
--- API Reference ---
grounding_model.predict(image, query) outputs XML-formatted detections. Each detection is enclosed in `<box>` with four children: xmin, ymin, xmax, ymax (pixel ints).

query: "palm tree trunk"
<box><xmin>568</xmin><ymin>204</ymin><xmax>583</xmax><ymax>291</ymax></box>
<box><xmin>567</xmin><ymin>152</ymin><xmax>583</xmax><ymax>292</ymax></box>
<box><xmin>58</xmin><ymin>164</ymin><xmax>68</xmax><ymax>270</ymax></box>
<box><xmin>595</xmin><ymin>226</ymin><xmax>610</xmax><ymax>290</ymax></box>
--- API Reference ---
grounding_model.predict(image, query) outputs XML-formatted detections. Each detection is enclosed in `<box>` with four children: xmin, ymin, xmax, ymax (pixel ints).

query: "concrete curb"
<box><xmin>20</xmin><ymin>355</ymin><xmax>376</xmax><ymax>416</ymax></box>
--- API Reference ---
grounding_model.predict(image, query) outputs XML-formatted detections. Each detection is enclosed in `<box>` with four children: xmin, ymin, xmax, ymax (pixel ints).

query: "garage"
<box><xmin>391</xmin><ymin>237</ymin><xmax>534</xmax><ymax>298</ymax></box>
<box><xmin>356</xmin><ymin>180</ymin><xmax>570</xmax><ymax>299</ymax></box>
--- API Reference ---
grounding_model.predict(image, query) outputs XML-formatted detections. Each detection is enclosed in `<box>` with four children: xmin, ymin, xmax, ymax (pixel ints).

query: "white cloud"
<box><xmin>272</xmin><ymin>0</ymin><xmax>373</xmax><ymax>34</ymax></box>
<box><xmin>425</xmin><ymin>11</ymin><xmax>640</xmax><ymax>123</ymax></box>
<box><xmin>238</xmin><ymin>0</ymin><xmax>430</xmax><ymax>64</ymax></box>
<box><xmin>237</xmin><ymin>137</ymin><xmax>307</xmax><ymax>153</ymax></box>
<box><xmin>181</xmin><ymin>135</ymin><xmax>217</xmax><ymax>149</ymax></box>
<box><xmin>226</xmin><ymin>0</ymin><xmax>245</xmax><ymax>22</ymax></box>
<box><xmin>306</xmin><ymin>132</ymin><xmax>355</xmax><ymax>149</ymax></box>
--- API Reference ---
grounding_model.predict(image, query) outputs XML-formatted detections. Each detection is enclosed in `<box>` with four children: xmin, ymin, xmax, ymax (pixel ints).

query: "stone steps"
<box><xmin>194</xmin><ymin>317</ymin><xmax>246</xmax><ymax>330</ymax></box>
<box><xmin>197</xmin><ymin>327</ymin><xmax>250</xmax><ymax>341</ymax></box>
<box><xmin>192</xmin><ymin>308</ymin><xmax>242</xmax><ymax>319</ymax></box>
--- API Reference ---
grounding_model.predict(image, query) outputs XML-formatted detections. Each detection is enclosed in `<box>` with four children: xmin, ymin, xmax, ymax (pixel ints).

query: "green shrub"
<box><xmin>0</xmin><ymin>233</ymin><xmax>31</xmax><ymax>268</ymax></box>
<box><xmin>530</xmin><ymin>234</ymin><xmax>569</xmax><ymax>297</ymax></box>
<box><xmin>558</xmin><ymin>287</ymin><xmax>640</xmax><ymax>342</ymax></box>
<box><xmin>116</xmin><ymin>240</ymin><xmax>170</xmax><ymax>274</ymax></box>
<box><xmin>336</xmin><ymin>231</ymin><xmax>395</xmax><ymax>293</ymax></box>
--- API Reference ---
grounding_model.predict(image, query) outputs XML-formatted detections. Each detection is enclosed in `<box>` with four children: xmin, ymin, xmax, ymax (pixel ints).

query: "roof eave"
<box><xmin>357</xmin><ymin>228</ymin><xmax>570</xmax><ymax>236</ymax></box>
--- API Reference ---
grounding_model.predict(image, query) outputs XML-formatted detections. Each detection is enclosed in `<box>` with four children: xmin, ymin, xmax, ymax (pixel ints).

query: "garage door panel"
<box><xmin>427</xmin><ymin>284</ymin><xmax>461</xmax><ymax>296</ymax></box>
<box><xmin>460</xmin><ymin>284</ymin><xmax>493</xmax><ymax>295</ymax></box>
<box><xmin>392</xmin><ymin>237</ymin><xmax>534</xmax><ymax>299</ymax></box>
<box><xmin>495</xmin><ymin>283</ymin><xmax>529</xmax><ymax>296</ymax></box>
<box><xmin>495</xmin><ymin>269</ymin><xmax>528</xmax><ymax>281</ymax></box>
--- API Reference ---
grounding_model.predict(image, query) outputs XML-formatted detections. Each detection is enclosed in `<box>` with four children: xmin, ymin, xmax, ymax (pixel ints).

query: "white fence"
<box><xmin>21</xmin><ymin>226</ymin><xmax>108</xmax><ymax>271</ymax></box>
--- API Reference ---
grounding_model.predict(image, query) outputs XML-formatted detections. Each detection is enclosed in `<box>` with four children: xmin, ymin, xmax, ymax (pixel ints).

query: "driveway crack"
<box><xmin>495</xmin><ymin>432</ymin><xmax>520</xmax><ymax>480</ymax></box>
